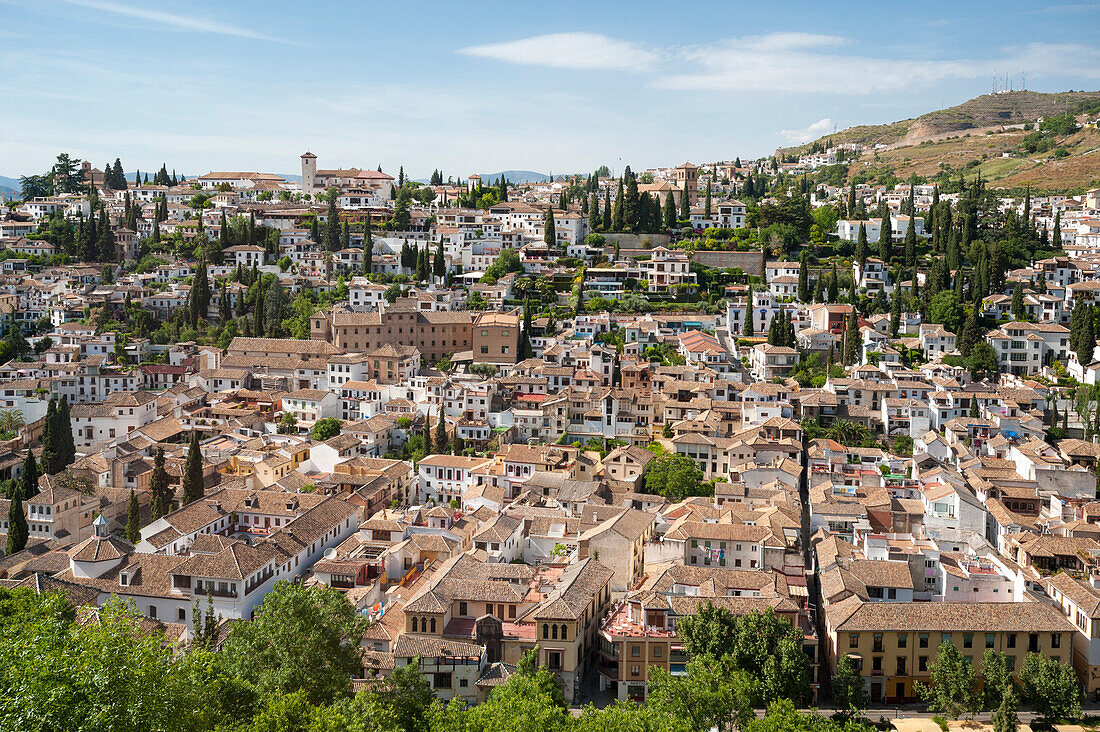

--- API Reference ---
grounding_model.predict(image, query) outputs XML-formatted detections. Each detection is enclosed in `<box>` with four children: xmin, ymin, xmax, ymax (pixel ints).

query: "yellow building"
<box><xmin>825</xmin><ymin>597</ymin><xmax>1075</xmax><ymax>704</ymax></box>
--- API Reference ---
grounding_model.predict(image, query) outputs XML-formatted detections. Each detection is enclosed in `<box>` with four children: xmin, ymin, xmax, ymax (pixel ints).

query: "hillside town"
<box><xmin>3</xmin><ymin>133</ymin><xmax>1100</xmax><ymax>728</ymax></box>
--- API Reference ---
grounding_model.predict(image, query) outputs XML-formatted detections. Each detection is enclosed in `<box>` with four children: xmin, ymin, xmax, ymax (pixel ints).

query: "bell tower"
<box><xmin>301</xmin><ymin>152</ymin><xmax>317</xmax><ymax>196</ymax></box>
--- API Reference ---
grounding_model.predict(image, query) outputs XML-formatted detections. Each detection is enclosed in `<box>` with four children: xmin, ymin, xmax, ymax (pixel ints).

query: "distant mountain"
<box><xmin>476</xmin><ymin>170</ymin><xmax>552</xmax><ymax>184</ymax></box>
<box><xmin>0</xmin><ymin>175</ymin><xmax>21</xmax><ymax>198</ymax></box>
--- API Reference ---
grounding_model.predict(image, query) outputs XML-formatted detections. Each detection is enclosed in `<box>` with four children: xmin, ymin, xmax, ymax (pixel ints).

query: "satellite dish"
<box><xmin>323</xmin><ymin>547</ymin><xmax>337</xmax><ymax>560</ymax></box>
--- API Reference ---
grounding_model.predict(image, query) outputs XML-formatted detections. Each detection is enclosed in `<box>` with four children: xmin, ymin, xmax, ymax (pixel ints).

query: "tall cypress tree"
<box><xmin>878</xmin><ymin>211</ymin><xmax>891</xmax><ymax>262</ymax></box>
<box><xmin>588</xmin><ymin>193</ymin><xmax>600</xmax><ymax>233</ymax></box>
<box><xmin>663</xmin><ymin>191</ymin><xmax>676</xmax><ymax>229</ymax></box>
<box><xmin>363</xmin><ymin>217</ymin><xmax>373</xmax><ymax>276</ymax></box>
<box><xmin>704</xmin><ymin>182</ymin><xmax>712</xmax><ymax>220</ymax></box>
<box><xmin>125</xmin><ymin>489</ymin><xmax>140</xmax><ymax>543</ymax></box>
<box><xmin>6</xmin><ymin>485</ymin><xmax>27</xmax><ymax>555</ymax></box>
<box><xmin>40</xmin><ymin>398</ymin><xmax>57</xmax><ymax>475</ymax></box>
<box><xmin>743</xmin><ymin>286</ymin><xmax>754</xmax><ymax>337</ymax></box>
<box><xmin>182</xmin><ymin>432</ymin><xmax>204</xmax><ymax>505</ymax></box>
<box><xmin>844</xmin><ymin>311</ymin><xmax>860</xmax><ymax>365</ymax></box>
<box><xmin>150</xmin><ymin>447</ymin><xmax>170</xmax><ymax>519</ymax></box>
<box><xmin>57</xmin><ymin>397</ymin><xmax>74</xmax><ymax>468</ymax></box>
<box><xmin>797</xmin><ymin>253</ymin><xmax>809</xmax><ymax>302</ymax></box>
<box><xmin>602</xmin><ymin>189</ymin><xmax>611</xmax><ymax>232</ymax></box>
<box><xmin>856</xmin><ymin>223</ymin><xmax>868</xmax><ymax>267</ymax></box>
<box><xmin>678</xmin><ymin>186</ymin><xmax>690</xmax><ymax>221</ymax></box>
<box><xmin>544</xmin><ymin>206</ymin><xmax>556</xmax><ymax>246</ymax></box>
<box><xmin>325</xmin><ymin>195</ymin><xmax>340</xmax><ymax>252</ymax></box>
<box><xmin>903</xmin><ymin>213</ymin><xmax>917</xmax><ymax>270</ymax></box>
<box><xmin>20</xmin><ymin>451</ymin><xmax>38</xmax><ymax>499</ymax></box>
<box><xmin>612</xmin><ymin>180</ymin><xmax>624</xmax><ymax>232</ymax></box>
<box><xmin>433</xmin><ymin>240</ymin><xmax>445</xmax><ymax>280</ymax></box>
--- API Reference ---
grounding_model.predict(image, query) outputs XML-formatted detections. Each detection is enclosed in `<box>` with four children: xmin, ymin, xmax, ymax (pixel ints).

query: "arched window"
<box><xmin>543</xmin><ymin>624</ymin><xmax>549</xmax><ymax>639</ymax></box>
<box><xmin>552</xmin><ymin>624</ymin><xmax>558</xmax><ymax>640</ymax></box>
<box><xmin>561</xmin><ymin>624</ymin><xmax>568</xmax><ymax>640</ymax></box>
<box><xmin>430</xmin><ymin>617</ymin><xmax>437</xmax><ymax>633</ymax></box>
<box><xmin>412</xmin><ymin>617</ymin><xmax>419</xmax><ymax>632</ymax></box>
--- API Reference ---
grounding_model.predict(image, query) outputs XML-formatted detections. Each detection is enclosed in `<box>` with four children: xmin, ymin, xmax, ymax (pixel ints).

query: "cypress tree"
<box><xmin>433</xmin><ymin>240</ymin><xmax>445</xmax><ymax>280</ymax></box>
<box><xmin>844</xmin><ymin>311</ymin><xmax>860</xmax><ymax>365</ymax></box>
<box><xmin>1012</xmin><ymin>282</ymin><xmax>1025</xmax><ymax>321</ymax></box>
<box><xmin>743</xmin><ymin>286</ymin><xmax>754</xmax><ymax>337</ymax></box>
<box><xmin>588</xmin><ymin>193</ymin><xmax>600</xmax><ymax>232</ymax></box>
<box><xmin>612</xmin><ymin>180</ymin><xmax>624</xmax><ymax>232</ymax></box>
<box><xmin>878</xmin><ymin>211</ymin><xmax>891</xmax><ymax>261</ymax></box>
<box><xmin>125</xmin><ymin>489</ymin><xmax>140</xmax><ymax>543</ymax></box>
<box><xmin>57</xmin><ymin>397</ymin><xmax>74</xmax><ymax>468</ymax></box>
<box><xmin>40</xmin><ymin>399</ymin><xmax>57</xmax><ymax>475</ymax></box>
<box><xmin>6</xmin><ymin>485</ymin><xmax>27</xmax><ymax>555</ymax></box>
<box><xmin>150</xmin><ymin>447</ymin><xmax>170</xmax><ymax>519</ymax></box>
<box><xmin>1053</xmin><ymin>212</ymin><xmax>1062</xmax><ymax>250</ymax></box>
<box><xmin>435</xmin><ymin>415</ymin><xmax>448</xmax><ymax>453</ymax></box>
<box><xmin>828</xmin><ymin>264</ymin><xmax>839</xmax><ymax>303</ymax></box>
<box><xmin>325</xmin><ymin>195</ymin><xmax>340</xmax><ymax>251</ymax></box>
<box><xmin>890</xmin><ymin>290</ymin><xmax>901</xmax><ymax>338</ymax></box>
<box><xmin>20</xmin><ymin>451</ymin><xmax>38</xmax><ymax>499</ymax></box>
<box><xmin>181</xmin><ymin>432</ymin><xmax>204</xmax><ymax>505</ymax></box>
<box><xmin>544</xmin><ymin>206</ymin><xmax>556</xmax><ymax>246</ymax></box>
<box><xmin>958</xmin><ymin>307</ymin><xmax>980</xmax><ymax>357</ymax></box>
<box><xmin>856</xmin><ymin>223</ymin><xmax>868</xmax><ymax>268</ymax></box>
<box><xmin>602</xmin><ymin>189</ymin><xmax>611</xmax><ymax>232</ymax></box>
<box><xmin>623</xmin><ymin>174</ymin><xmax>639</xmax><ymax>231</ymax></box>
<box><xmin>903</xmin><ymin>213</ymin><xmax>917</xmax><ymax>270</ymax></box>
<box><xmin>704</xmin><ymin>183</ymin><xmax>712</xmax><ymax>220</ymax></box>
<box><xmin>363</xmin><ymin>217</ymin><xmax>374</xmax><ymax>276</ymax></box>
<box><xmin>663</xmin><ymin>191</ymin><xmax>676</xmax><ymax>229</ymax></box>
<box><xmin>847</xmin><ymin>181</ymin><xmax>856</xmax><ymax>215</ymax></box>
<box><xmin>797</xmin><ymin>253</ymin><xmax>809</xmax><ymax>302</ymax></box>
<box><xmin>678</xmin><ymin>186</ymin><xmax>690</xmax><ymax>221</ymax></box>
<box><xmin>341</xmin><ymin>219</ymin><xmax>350</xmax><ymax>250</ymax></box>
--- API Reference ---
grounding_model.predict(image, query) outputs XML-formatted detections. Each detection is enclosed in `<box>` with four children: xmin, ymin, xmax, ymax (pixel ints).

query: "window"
<box><xmin>1007</xmin><ymin>633</ymin><xmax>1016</xmax><ymax>649</ymax></box>
<box><xmin>872</xmin><ymin>656</ymin><xmax>882</xmax><ymax>672</ymax></box>
<box><xmin>1052</xmin><ymin>633</ymin><xmax>1061</xmax><ymax>649</ymax></box>
<box><xmin>849</xmin><ymin>634</ymin><xmax>859</xmax><ymax>649</ymax></box>
<box><xmin>897</xmin><ymin>633</ymin><xmax>907</xmax><ymax>649</ymax></box>
<box><xmin>919</xmin><ymin>633</ymin><xmax>929</xmax><ymax>649</ymax></box>
<box><xmin>986</xmin><ymin>633</ymin><xmax>995</xmax><ymax>649</ymax></box>
<box><xmin>654</xmin><ymin>646</ymin><xmax>663</xmax><ymax>658</ymax></box>
<box><xmin>631</xmin><ymin>645</ymin><xmax>641</xmax><ymax>658</ymax></box>
<box><xmin>919</xmin><ymin>656</ymin><xmax>928</xmax><ymax>672</ymax></box>
<box><xmin>459</xmin><ymin>602</ymin><xmax>467</xmax><ymax>616</ymax></box>
<box><xmin>873</xmin><ymin>633</ymin><xmax>883</xmax><ymax>653</ymax></box>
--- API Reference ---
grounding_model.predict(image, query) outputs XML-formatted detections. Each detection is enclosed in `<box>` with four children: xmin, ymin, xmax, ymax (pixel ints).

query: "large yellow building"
<box><xmin>825</xmin><ymin>597</ymin><xmax>1075</xmax><ymax>704</ymax></box>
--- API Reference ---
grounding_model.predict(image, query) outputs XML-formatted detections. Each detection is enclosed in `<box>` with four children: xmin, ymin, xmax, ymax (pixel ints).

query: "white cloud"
<box><xmin>655</xmin><ymin>34</ymin><xmax>1100</xmax><ymax>94</ymax></box>
<box><xmin>780</xmin><ymin>118</ymin><xmax>834</xmax><ymax>144</ymax></box>
<box><xmin>57</xmin><ymin>0</ymin><xmax>295</xmax><ymax>44</ymax></box>
<box><xmin>458</xmin><ymin>32</ymin><xmax>658</xmax><ymax>71</ymax></box>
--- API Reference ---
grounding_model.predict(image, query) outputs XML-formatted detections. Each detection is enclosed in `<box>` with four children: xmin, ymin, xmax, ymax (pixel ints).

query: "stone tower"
<box><xmin>675</xmin><ymin>162</ymin><xmax>699</xmax><ymax>207</ymax></box>
<box><xmin>301</xmin><ymin>152</ymin><xmax>317</xmax><ymax>196</ymax></box>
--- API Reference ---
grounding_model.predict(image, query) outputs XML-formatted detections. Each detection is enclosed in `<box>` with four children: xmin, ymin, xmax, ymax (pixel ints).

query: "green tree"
<box><xmin>310</xmin><ymin>418</ymin><xmax>342</xmax><ymax>441</ymax></box>
<box><xmin>363</xmin><ymin>217</ymin><xmax>374</xmax><ymax>276</ymax></box>
<box><xmin>927</xmin><ymin>290</ymin><xmax>964</xmax><ymax>334</ymax></box>
<box><xmin>648</xmin><ymin>654</ymin><xmax>749</xmax><ymax>732</ymax></box>
<box><xmin>856</xmin><ymin>223</ymin><xmax>868</xmax><ymax>267</ymax></box>
<box><xmin>150</xmin><ymin>447</ymin><xmax>171</xmax><ymax>519</ymax></box>
<box><xmin>125</xmin><ymin>488</ymin><xmax>140</xmax><ymax>543</ymax></box>
<box><xmin>917</xmin><ymin>641</ymin><xmax>981</xmax><ymax>719</ymax></box>
<box><xmin>981</xmin><ymin>648</ymin><xmax>1014</xmax><ymax>711</ymax></box>
<box><xmin>1011</xmin><ymin>282</ymin><xmax>1026</xmax><ymax>320</ymax></box>
<box><xmin>878</xmin><ymin>211</ymin><xmax>891</xmax><ymax>261</ymax></box>
<box><xmin>20</xmin><ymin>450</ymin><xmax>38</xmax><ymax>499</ymax></box>
<box><xmin>5</xmin><ymin>485</ymin><xmax>27</xmax><ymax>554</ymax></box>
<box><xmin>831</xmin><ymin>654</ymin><xmax>868</xmax><ymax>719</ymax></box>
<box><xmin>544</xmin><ymin>206</ymin><xmax>556</xmax><ymax>246</ymax></box>
<box><xmin>221</xmin><ymin>581</ymin><xmax>369</xmax><ymax>706</ymax></box>
<box><xmin>992</xmin><ymin>688</ymin><xmax>1019</xmax><ymax>732</ymax></box>
<box><xmin>1019</xmin><ymin>651</ymin><xmax>1082</xmax><ymax>721</ymax></box>
<box><xmin>181</xmin><ymin>431</ymin><xmax>204</xmax><ymax>504</ymax></box>
<box><xmin>965</xmin><ymin>341</ymin><xmax>1000</xmax><ymax>382</ymax></box>
<box><xmin>643</xmin><ymin>453</ymin><xmax>707</xmax><ymax>501</ymax></box>
<box><xmin>324</xmin><ymin>194</ymin><xmax>340</xmax><ymax>251</ymax></box>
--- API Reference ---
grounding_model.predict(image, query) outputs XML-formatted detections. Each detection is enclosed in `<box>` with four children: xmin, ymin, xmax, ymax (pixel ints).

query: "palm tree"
<box><xmin>0</xmin><ymin>409</ymin><xmax>25</xmax><ymax>435</ymax></box>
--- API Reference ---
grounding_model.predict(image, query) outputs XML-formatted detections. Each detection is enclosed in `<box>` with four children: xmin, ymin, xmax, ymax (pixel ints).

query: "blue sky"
<box><xmin>2</xmin><ymin>0</ymin><xmax>1099</xmax><ymax>179</ymax></box>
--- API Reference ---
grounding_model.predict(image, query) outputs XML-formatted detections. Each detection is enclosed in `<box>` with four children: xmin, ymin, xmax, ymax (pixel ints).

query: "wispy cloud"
<box><xmin>461</xmin><ymin>30</ymin><xmax>1100</xmax><ymax>95</ymax></box>
<box><xmin>57</xmin><ymin>0</ymin><xmax>296</xmax><ymax>44</ymax></box>
<box><xmin>1029</xmin><ymin>2</ymin><xmax>1099</xmax><ymax>13</ymax></box>
<box><xmin>780</xmin><ymin>118</ymin><xmax>834</xmax><ymax>144</ymax></box>
<box><xmin>458</xmin><ymin>32</ymin><xmax>659</xmax><ymax>71</ymax></box>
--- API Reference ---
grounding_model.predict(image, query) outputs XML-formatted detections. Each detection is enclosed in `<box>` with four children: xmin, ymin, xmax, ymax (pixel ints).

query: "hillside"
<box><xmin>778</xmin><ymin>90</ymin><xmax>1100</xmax><ymax>155</ymax></box>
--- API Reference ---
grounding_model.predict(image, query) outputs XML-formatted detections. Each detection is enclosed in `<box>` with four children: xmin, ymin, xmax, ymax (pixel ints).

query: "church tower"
<box><xmin>301</xmin><ymin>152</ymin><xmax>317</xmax><ymax>196</ymax></box>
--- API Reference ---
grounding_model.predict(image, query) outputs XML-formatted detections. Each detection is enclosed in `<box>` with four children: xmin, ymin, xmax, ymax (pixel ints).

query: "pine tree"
<box><xmin>181</xmin><ymin>432</ymin><xmax>204</xmax><ymax>505</ymax></box>
<box><xmin>6</xmin><ymin>485</ymin><xmax>27</xmax><ymax>555</ymax></box>
<box><xmin>125</xmin><ymin>489</ymin><xmax>140</xmax><ymax>543</ymax></box>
